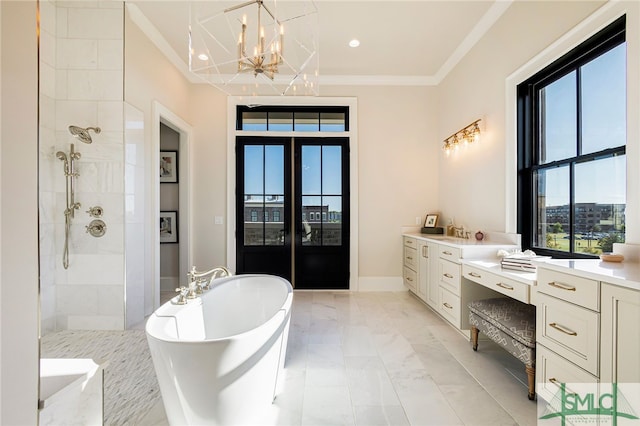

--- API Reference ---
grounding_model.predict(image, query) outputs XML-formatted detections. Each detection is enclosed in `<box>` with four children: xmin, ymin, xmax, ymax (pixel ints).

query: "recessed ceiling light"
<box><xmin>198</xmin><ymin>53</ymin><xmax>209</xmax><ymax>61</ymax></box>
<box><xmin>349</xmin><ymin>39</ymin><xmax>360</xmax><ymax>48</ymax></box>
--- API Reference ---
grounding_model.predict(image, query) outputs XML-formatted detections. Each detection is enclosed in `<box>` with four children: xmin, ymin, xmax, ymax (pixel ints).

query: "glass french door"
<box><xmin>236</xmin><ymin>136</ymin><xmax>350</xmax><ymax>289</ymax></box>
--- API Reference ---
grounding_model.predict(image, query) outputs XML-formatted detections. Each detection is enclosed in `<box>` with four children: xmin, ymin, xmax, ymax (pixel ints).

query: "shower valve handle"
<box><xmin>86</xmin><ymin>219</ymin><xmax>106</xmax><ymax>237</ymax></box>
<box><xmin>86</xmin><ymin>206</ymin><xmax>104</xmax><ymax>217</ymax></box>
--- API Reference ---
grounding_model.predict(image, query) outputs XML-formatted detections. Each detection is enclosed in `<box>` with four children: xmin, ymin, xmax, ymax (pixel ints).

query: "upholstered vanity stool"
<box><xmin>468</xmin><ymin>297</ymin><xmax>536</xmax><ymax>400</ymax></box>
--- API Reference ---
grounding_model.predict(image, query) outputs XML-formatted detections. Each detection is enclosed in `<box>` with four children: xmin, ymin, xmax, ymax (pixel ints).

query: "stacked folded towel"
<box><xmin>497</xmin><ymin>250</ymin><xmax>551</xmax><ymax>272</ymax></box>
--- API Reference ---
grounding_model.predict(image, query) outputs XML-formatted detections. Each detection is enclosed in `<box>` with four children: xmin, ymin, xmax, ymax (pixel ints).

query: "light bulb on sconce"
<box><xmin>442</xmin><ymin>119</ymin><xmax>482</xmax><ymax>155</ymax></box>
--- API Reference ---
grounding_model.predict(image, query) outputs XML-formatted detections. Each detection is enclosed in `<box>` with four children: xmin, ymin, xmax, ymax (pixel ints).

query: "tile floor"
<box><xmin>140</xmin><ymin>291</ymin><xmax>537</xmax><ymax>425</ymax></box>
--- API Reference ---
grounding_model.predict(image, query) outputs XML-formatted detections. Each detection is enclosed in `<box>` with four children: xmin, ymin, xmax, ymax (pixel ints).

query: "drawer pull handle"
<box><xmin>406</xmin><ymin>277</ymin><xmax>413</xmax><ymax>282</ymax></box>
<box><xmin>549</xmin><ymin>378</ymin><xmax>577</xmax><ymax>395</ymax></box>
<box><xmin>407</xmin><ymin>256</ymin><xmax>413</xmax><ymax>261</ymax></box>
<box><xmin>443</xmin><ymin>302</ymin><xmax>453</xmax><ymax>309</ymax></box>
<box><xmin>496</xmin><ymin>282</ymin><xmax>514</xmax><ymax>291</ymax></box>
<box><xmin>549</xmin><ymin>322</ymin><xmax>577</xmax><ymax>336</ymax></box>
<box><xmin>548</xmin><ymin>281</ymin><xmax>576</xmax><ymax>292</ymax></box>
<box><xmin>443</xmin><ymin>273</ymin><xmax>454</xmax><ymax>279</ymax></box>
<box><xmin>442</xmin><ymin>251</ymin><xmax>453</xmax><ymax>256</ymax></box>
<box><xmin>468</xmin><ymin>272</ymin><xmax>482</xmax><ymax>278</ymax></box>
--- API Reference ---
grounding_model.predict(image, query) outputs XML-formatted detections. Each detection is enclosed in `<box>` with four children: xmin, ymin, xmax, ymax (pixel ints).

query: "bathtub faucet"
<box><xmin>174</xmin><ymin>286</ymin><xmax>189</xmax><ymax>305</ymax></box>
<box><xmin>187</xmin><ymin>265</ymin><xmax>233</xmax><ymax>295</ymax></box>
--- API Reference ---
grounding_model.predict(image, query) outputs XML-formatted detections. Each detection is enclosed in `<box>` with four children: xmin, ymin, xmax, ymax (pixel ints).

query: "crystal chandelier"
<box><xmin>189</xmin><ymin>0</ymin><xmax>319</xmax><ymax>96</ymax></box>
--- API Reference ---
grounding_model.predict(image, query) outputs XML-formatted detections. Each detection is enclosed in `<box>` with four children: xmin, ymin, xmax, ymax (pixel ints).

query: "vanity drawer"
<box><xmin>403</xmin><ymin>237</ymin><xmax>417</xmax><ymax>249</ymax></box>
<box><xmin>403</xmin><ymin>246</ymin><xmax>418</xmax><ymax>269</ymax></box>
<box><xmin>537</xmin><ymin>268</ymin><xmax>599</xmax><ymax>311</ymax></box>
<box><xmin>537</xmin><ymin>292</ymin><xmax>600</xmax><ymax>376</ymax></box>
<box><xmin>439</xmin><ymin>287</ymin><xmax>460</xmax><ymax>327</ymax></box>
<box><xmin>439</xmin><ymin>259</ymin><xmax>461</xmax><ymax>295</ymax></box>
<box><xmin>403</xmin><ymin>266</ymin><xmax>417</xmax><ymax>292</ymax></box>
<box><xmin>537</xmin><ymin>344</ymin><xmax>598</xmax><ymax>404</ymax></box>
<box><xmin>463</xmin><ymin>264</ymin><xmax>530</xmax><ymax>304</ymax></box>
<box><xmin>439</xmin><ymin>245</ymin><xmax>461</xmax><ymax>262</ymax></box>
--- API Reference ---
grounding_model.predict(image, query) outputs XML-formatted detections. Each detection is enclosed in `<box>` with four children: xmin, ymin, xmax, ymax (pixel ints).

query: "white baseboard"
<box><xmin>160</xmin><ymin>276</ymin><xmax>180</xmax><ymax>292</ymax></box>
<box><xmin>357</xmin><ymin>276</ymin><xmax>406</xmax><ymax>292</ymax></box>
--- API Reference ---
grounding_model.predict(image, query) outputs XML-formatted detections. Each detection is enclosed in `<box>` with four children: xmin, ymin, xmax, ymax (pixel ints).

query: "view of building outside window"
<box><xmin>535</xmin><ymin>43</ymin><xmax>626</xmax><ymax>255</ymax></box>
<box><xmin>242</xmin><ymin>144</ymin><xmax>343</xmax><ymax>247</ymax></box>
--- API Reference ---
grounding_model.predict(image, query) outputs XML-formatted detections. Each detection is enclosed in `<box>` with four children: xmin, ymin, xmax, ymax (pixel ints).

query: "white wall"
<box><xmin>321</xmin><ymin>85</ymin><xmax>440</xmax><ymax>279</ymax></box>
<box><xmin>434</xmin><ymin>1</ymin><xmax>635</xmax><ymax>237</ymax></box>
<box><xmin>0</xmin><ymin>2</ymin><xmax>39</xmax><ymax>423</ymax></box>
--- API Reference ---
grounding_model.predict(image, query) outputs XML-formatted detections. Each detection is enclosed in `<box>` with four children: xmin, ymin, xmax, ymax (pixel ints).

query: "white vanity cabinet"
<box><xmin>600</xmin><ymin>283</ymin><xmax>640</xmax><ymax>384</ymax></box>
<box><xmin>535</xmin><ymin>262</ymin><xmax>640</xmax><ymax>405</ymax></box>
<box><xmin>535</xmin><ymin>267</ymin><xmax>600</xmax><ymax>402</ymax></box>
<box><xmin>402</xmin><ymin>237</ymin><xmax>418</xmax><ymax>293</ymax></box>
<box><xmin>435</xmin><ymin>245</ymin><xmax>502</xmax><ymax>332</ymax></box>
<box><xmin>426</xmin><ymin>242</ymin><xmax>439</xmax><ymax>309</ymax></box>
<box><xmin>403</xmin><ymin>237</ymin><xmax>432</xmax><ymax>304</ymax></box>
<box><xmin>402</xmin><ymin>233</ymin><xmax>519</xmax><ymax>333</ymax></box>
<box><xmin>416</xmin><ymin>240</ymin><xmax>429</xmax><ymax>302</ymax></box>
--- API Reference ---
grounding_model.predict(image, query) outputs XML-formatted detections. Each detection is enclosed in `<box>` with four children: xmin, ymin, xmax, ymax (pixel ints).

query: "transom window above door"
<box><xmin>237</xmin><ymin>106</ymin><xmax>349</xmax><ymax>132</ymax></box>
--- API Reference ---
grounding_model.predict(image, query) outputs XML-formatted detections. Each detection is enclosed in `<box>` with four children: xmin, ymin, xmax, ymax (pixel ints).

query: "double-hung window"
<box><xmin>517</xmin><ymin>16</ymin><xmax>626</xmax><ymax>257</ymax></box>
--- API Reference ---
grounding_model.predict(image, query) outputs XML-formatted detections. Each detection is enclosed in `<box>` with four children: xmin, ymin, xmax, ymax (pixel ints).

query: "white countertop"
<box><xmin>538</xmin><ymin>259</ymin><xmax>640</xmax><ymax>291</ymax></box>
<box><xmin>461</xmin><ymin>259</ymin><xmax>537</xmax><ymax>286</ymax></box>
<box><xmin>402</xmin><ymin>233</ymin><xmax>519</xmax><ymax>249</ymax></box>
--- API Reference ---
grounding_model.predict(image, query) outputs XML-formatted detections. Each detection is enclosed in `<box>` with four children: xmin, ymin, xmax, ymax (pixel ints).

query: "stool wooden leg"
<box><xmin>526</xmin><ymin>365</ymin><xmax>535</xmax><ymax>400</ymax></box>
<box><xmin>470</xmin><ymin>326</ymin><xmax>479</xmax><ymax>351</ymax></box>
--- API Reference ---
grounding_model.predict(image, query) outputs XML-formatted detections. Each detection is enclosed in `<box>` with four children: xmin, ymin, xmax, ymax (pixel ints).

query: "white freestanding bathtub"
<box><xmin>145</xmin><ymin>274</ymin><xmax>293</xmax><ymax>425</ymax></box>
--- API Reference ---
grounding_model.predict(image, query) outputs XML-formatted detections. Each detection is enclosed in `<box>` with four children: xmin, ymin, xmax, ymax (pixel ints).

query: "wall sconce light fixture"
<box><xmin>443</xmin><ymin>119</ymin><xmax>481</xmax><ymax>156</ymax></box>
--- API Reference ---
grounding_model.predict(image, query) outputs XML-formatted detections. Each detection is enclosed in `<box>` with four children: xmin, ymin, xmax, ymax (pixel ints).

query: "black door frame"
<box><xmin>235</xmin><ymin>137</ymin><xmax>292</xmax><ymax>281</ymax></box>
<box><xmin>235</xmin><ymin>136</ymin><xmax>350</xmax><ymax>289</ymax></box>
<box><xmin>294</xmin><ymin>137</ymin><xmax>350</xmax><ymax>289</ymax></box>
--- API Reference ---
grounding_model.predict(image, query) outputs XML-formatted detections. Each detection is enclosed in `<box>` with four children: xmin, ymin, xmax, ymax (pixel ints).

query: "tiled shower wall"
<box><xmin>39</xmin><ymin>1</ymin><xmax>143</xmax><ymax>333</ymax></box>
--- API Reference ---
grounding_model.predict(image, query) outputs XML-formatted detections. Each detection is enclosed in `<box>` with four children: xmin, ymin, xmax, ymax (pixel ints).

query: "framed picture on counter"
<box><xmin>160</xmin><ymin>211</ymin><xmax>178</xmax><ymax>243</ymax></box>
<box><xmin>424</xmin><ymin>214</ymin><xmax>438</xmax><ymax>228</ymax></box>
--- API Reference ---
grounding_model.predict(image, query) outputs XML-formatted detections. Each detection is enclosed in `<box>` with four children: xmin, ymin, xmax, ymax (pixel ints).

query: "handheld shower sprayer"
<box><xmin>68</xmin><ymin>125</ymin><xmax>101</xmax><ymax>144</ymax></box>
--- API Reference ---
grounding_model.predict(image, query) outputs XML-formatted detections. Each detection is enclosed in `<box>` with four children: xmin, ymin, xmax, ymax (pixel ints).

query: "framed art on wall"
<box><xmin>160</xmin><ymin>211</ymin><xmax>178</xmax><ymax>243</ymax></box>
<box><xmin>160</xmin><ymin>151</ymin><xmax>178</xmax><ymax>183</ymax></box>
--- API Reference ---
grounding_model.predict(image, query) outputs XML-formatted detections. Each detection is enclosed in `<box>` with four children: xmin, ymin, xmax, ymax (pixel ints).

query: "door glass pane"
<box><xmin>322</xmin><ymin>145</ymin><xmax>342</xmax><ymax>194</ymax></box>
<box><xmin>265</xmin><ymin>145</ymin><xmax>284</xmax><ymax>194</ymax></box>
<box><xmin>302</xmin><ymin>195</ymin><xmax>321</xmax><ymax>246</ymax></box>
<box><xmin>243</xmin><ymin>145</ymin><xmax>285</xmax><ymax>247</ymax></box>
<box><xmin>244</xmin><ymin>145</ymin><xmax>264</xmax><ymax>194</ymax></box>
<box><xmin>320</xmin><ymin>112</ymin><xmax>345</xmax><ymax>132</ymax></box>
<box><xmin>294</xmin><ymin>112</ymin><xmax>319</xmax><ymax>131</ymax></box>
<box><xmin>535</xmin><ymin>166</ymin><xmax>569</xmax><ymax>252</ymax></box>
<box><xmin>539</xmin><ymin>71</ymin><xmax>577</xmax><ymax>163</ymax></box>
<box><xmin>322</xmin><ymin>196</ymin><xmax>342</xmax><ymax>245</ymax></box>
<box><xmin>244</xmin><ymin>195</ymin><xmax>264</xmax><ymax>246</ymax></box>
<box><xmin>581</xmin><ymin>44</ymin><xmax>626</xmax><ymax>155</ymax></box>
<box><xmin>574</xmin><ymin>156</ymin><xmax>626</xmax><ymax>254</ymax></box>
<box><xmin>302</xmin><ymin>145</ymin><xmax>321</xmax><ymax>194</ymax></box>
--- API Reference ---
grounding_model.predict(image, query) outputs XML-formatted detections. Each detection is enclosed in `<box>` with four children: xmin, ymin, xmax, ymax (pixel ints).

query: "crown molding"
<box><xmin>126</xmin><ymin>1</ymin><xmax>513</xmax><ymax>89</ymax></box>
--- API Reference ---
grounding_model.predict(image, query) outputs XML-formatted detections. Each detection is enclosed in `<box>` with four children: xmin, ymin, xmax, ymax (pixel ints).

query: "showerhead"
<box><xmin>56</xmin><ymin>151</ymin><xmax>67</xmax><ymax>161</ymax></box>
<box><xmin>68</xmin><ymin>125</ymin><xmax>101</xmax><ymax>144</ymax></box>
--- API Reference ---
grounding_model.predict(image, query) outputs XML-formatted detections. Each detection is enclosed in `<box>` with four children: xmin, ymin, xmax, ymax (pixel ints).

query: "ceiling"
<box><xmin>129</xmin><ymin>0</ymin><xmax>511</xmax><ymax>87</ymax></box>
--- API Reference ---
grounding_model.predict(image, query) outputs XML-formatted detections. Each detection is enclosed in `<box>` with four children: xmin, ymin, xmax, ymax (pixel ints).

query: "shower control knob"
<box><xmin>86</xmin><ymin>219</ymin><xmax>106</xmax><ymax>237</ymax></box>
<box><xmin>86</xmin><ymin>206</ymin><xmax>104</xmax><ymax>218</ymax></box>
